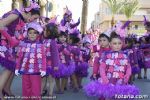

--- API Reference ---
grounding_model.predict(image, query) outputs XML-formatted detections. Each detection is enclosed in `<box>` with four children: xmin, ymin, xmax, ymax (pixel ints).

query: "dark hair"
<box><xmin>45</xmin><ymin>23</ymin><xmax>59</xmax><ymax>39</ymax></box>
<box><xmin>27</xmin><ymin>28</ymin><xmax>39</xmax><ymax>34</ymax></box>
<box><xmin>28</xmin><ymin>8</ymin><xmax>40</xmax><ymax>16</ymax></box>
<box><xmin>145</xmin><ymin>35</ymin><xmax>150</xmax><ymax>43</ymax></box>
<box><xmin>135</xmin><ymin>39</ymin><xmax>140</xmax><ymax>44</ymax></box>
<box><xmin>83</xmin><ymin>42</ymin><xmax>90</xmax><ymax>47</ymax></box>
<box><xmin>45</xmin><ymin>18</ymin><xmax>50</xmax><ymax>23</ymax></box>
<box><xmin>59</xmin><ymin>31</ymin><xmax>67</xmax><ymax>37</ymax></box>
<box><xmin>110</xmin><ymin>31</ymin><xmax>122</xmax><ymax>42</ymax></box>
<box><xmin>98</xmin><ymin>33</ymin><xmax>110</xmax><ymax>42</ymax></box>
<box><xmin>57</xmin><ymin>31</ymin><xmax>68</xmax><ymax>43</ymax></box>
<box><xmin>82</xmin><ymin>34</ymin><xmax>85</xmax><ymax>38</ymax></box>
<box><xmin>69</xmin><ymin>35</ymin><xmax>80</xmax><ymax>44</ymax></box>
<box><xmin>139</xmin><ymin>36</ymin><xmax>146</xmax><ymax>43</ymax></box>
<box><xmin>125</xmin><ymin>37</ymin><xmax>135</xmax><ymax>48</ymax></box>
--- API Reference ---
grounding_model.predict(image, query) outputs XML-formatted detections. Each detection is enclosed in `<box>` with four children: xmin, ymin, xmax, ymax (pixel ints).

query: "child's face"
<box><xmin>43</xmin><ymin>27</ymin><xmax>48</xmax><ymax>38</ymax></box>
<box><xmin>141</xmin><ymin>37</ymin><xmax>146</xmax><ymax>43</ymax></box>
<box><xmin>77</xmin><ymin>41</ymin><xmax>83</xmax><ymax>47</ymax></box>
<box><xmin>85</xmin><ymin>42</ymin><xmax>91</xmax><ymax>48</ymax></box>
<box><xmin>99</xmin><ymin>37</ymin><xmax>109</xmax><ymax>48</ymax></box>
<box><xmin>26</xmin><ymin>13</ymin><xmax>39</xmax><ymax>23</ymax></box>
<box><xmin>136</xmin><ymin>42</ymin><xmax>140</xmax><ymax>46</ymax></box>
<box><xmin>68</xmin><ymin>36</ymin><xmax>72</xmax><ymax>44</ymax></box>
<box><xmin>65</xmin><ymin>15</ymin><xmax>72</xmax><ymax>22</ymax></box>
<box><xmin>28</xmin><ymin>29</ymin><xmax>39</xmax><ymax>41</ymax></box>
<box><xmin>110</xmin><ymin>38</ymin><xmax>123</xmax><ymax>51</ymax></box>
<box><xmin>59</xmin><ymin>35</ymin><xmax>66</xmax><ymax>43</ymax></box>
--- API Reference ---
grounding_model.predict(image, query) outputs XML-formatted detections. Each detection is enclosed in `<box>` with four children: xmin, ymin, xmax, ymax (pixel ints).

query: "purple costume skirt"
<box><xmin>131</xmin><ymin>66</ymin><xmax>140</xmax><ymax>74</ymax></box>
<box><xmin>0</xmin><ymin>56</ymin><xmax>15</xmax><ymax>72</ymax></box>
<box><xmin>47</xmin><ymin>61</ymin><xmax>75</xmax><ymax>78</ymax></box>
<box><xmin>144</xmin><ymin>56</ymin><xmax>150</xmax><ymax>68</ymax></box>
<box><xmin>84</xmin><ymin>80</ymin><xmax>140</xmax><ymax>99</ymax></box>
<box><xmin>75</xmin><ymin>62</ymin><xmax>89</xmax><ymax>77</ymax></box>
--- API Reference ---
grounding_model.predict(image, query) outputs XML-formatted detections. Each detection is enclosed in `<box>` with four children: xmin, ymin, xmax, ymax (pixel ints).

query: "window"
<box><xmin>135</xmin><ymin>25</ymin><xmax>138</xmax><ymax>30</ymax></box>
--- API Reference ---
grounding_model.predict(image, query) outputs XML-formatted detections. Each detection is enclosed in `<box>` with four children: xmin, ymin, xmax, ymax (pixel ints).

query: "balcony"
<box><xmin>100</xmin><ymin>14</ymin><xmax>150</xmax><ymax>23</ymax></box>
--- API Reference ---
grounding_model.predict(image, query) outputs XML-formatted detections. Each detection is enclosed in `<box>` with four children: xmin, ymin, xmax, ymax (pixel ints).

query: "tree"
<box><xmin>81</xmin><ymin>0</ymin><xmax>88</xmax><ymax>34</ymax></box>
<box><xmin>12</xmin><ymin>0</ymin><xmax>17</xmax><ymax>9</ymax></box>
<box><xmin>102</xmin><ymin>0</ymin><xmax>124</xmax><ymax>27</ymax></box>
<box><xmin>123</xmin><ymin>0</ymin><xmax>140</xmax><ymax>30</ymax></box>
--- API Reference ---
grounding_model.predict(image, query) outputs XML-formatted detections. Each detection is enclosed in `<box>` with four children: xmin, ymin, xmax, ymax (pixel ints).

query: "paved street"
<box><xmin>0</xmin><ymin>67</ymin><xmax>150</xmax><ymax>100</ymax></box>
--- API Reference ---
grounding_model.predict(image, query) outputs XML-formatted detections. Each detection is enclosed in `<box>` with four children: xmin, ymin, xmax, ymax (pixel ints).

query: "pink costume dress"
<box><xmin>126</xmin><ymin>46</ymin><xmax>140</xmax><ymax>74</ymax></box>
<box><xmin>0</xmin><ymin>30</ymin><xmax>46</xmax><ymax>99</ymax></box>
<box><xmin>92</xmin><ymin>47</ymin><xmax>110</xmax><ymax>79</ymax></box>
<box><xmin>16</xmin><ymin>39</ymin><xmax>46</xmax><ymax>100</ymax></box>
<box><xmin>16</xmin><ymin>39</ymin><xmax>46</xmax><ymax>75</ymax></box>
<box><xmin>76</xmin><ymin>46</ymin><xmax>91</xmax><ymax>77</ymax></box>
<box><xmin>52</xmin><ymin>43</ymin><xmax>75</xmax><ymax>78</ymax></box>
<box><xmin>84</xmin><ymin>51</ymin><xmax>140</xmax><ymax>99</ymax></box>
<box><xmin>43</xmin><ymin>39</ymin><xmax>60</xmax><ymax>76</ymax></box>
<box><xmin>70</xmin><ymin>45</ymin><xmax>81</xmax><ymax>74</ymax></box>
<box><xmin>140</xmin><ymin>44</ymin><xmax>150</xmax><ymax>68</ymax></box>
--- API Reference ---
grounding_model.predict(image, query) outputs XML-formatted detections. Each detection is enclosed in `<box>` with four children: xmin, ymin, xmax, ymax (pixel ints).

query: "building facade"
<box><xmin>92</xmin><ymin>0</ymin><xmax>150</xmax><ymax>35</ymax></box>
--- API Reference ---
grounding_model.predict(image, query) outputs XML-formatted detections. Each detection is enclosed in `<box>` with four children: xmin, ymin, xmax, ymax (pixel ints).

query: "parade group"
<box><xmin>0</xmin><ymin>1</ymin><xmax>150</xmax><ymax>100</ymax></box>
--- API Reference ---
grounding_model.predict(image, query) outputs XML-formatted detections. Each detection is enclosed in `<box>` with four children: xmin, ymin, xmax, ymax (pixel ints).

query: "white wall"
<box><xmin>0</xmin><ymin>0</ymin><xmax>12</xmax><ymax>17</ymax></box>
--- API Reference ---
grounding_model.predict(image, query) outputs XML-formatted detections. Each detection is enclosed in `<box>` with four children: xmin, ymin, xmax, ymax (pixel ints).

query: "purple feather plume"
<box><xmin>132</xmin><ymin>66</ymin><xmax>140</xmax><ymax>74</ymax></box>
<box><xmin>143</xmin><ymin>15</ymin><xmax>147</xmax><ymax>25</ymax></box>
<box><xmin>121</xmin><ymin>21</ymin><xmax>131</xmax><ymax>29</ymax></box>
<box><xmin>50</xmin><ymin>62</ymin><xmax>75</xmax><ymax>78</ymax></box>
<box><xmin>76</xmin><ymin>62</ymin><xmax>89</xmax><ymax>77</ymax></box>
<box><xmin>84</xmin><ymin>81</ymin><xmax>140</xmax><ymax>99</ymax></box>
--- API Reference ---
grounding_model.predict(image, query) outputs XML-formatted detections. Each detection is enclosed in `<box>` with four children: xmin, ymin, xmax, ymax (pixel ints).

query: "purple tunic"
<box><xmin>129</xmin><ymin>46</ymin><xmax>140</xmax><ymax>74</ymax></box>
<box><xmin>45</xmin><ymin>39</ymin><xmax>60</xmax><ymax>75</ymax></box>
<box><xmin>51</xmin><ymin>43</ymin><xmax>75</xmax><ymax>78</ymax></box>
<box><xmin>140</xmin><ymin>44</ymin><xmax>150</xmax><ymax>68</ymax></box>
<box><xmin>75</xmin><ymin>47</ymin><xmax>91</xmax><ymax>77</ymax></box>
<box><xmin>123</xmin><ymin>46</ymin><xmax>140</xmax><ymax>74</ymax></box>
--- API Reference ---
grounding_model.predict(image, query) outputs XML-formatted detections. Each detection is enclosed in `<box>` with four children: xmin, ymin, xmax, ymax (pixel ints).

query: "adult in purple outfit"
<box><xmin>60</xmin><ymin>7</ymin><xmax>80</xmax><ymax>34</ymax></box>
<box><xmin>0</xmin><ymin>2</ymin><xmax>40</xmax><ymax>99</ymax></box>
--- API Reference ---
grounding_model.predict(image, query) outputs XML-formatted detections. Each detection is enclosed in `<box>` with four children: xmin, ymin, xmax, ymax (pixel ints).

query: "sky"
<box><xmin>55</xmin><ymin>0</ymin><xmax>101</xmax><ymax>29</ymax></box>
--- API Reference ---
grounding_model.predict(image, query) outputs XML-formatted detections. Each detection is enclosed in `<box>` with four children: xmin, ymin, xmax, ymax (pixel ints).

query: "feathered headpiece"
<box><xmin>103</xmin><ymin>28</ymin><xmax>112</xmax><ymax>37</ymax></box>
<box><xmin>82</xmin><ymin>35</ymin><xmax>91</xmax><ymax>44</ymax></box>
<box><xmin>114</xmin><ymin>20</ymin><xmax>131</xmax><ymax>38</ymax></box>
<box><xmin>27</xmin><ymin>22</ymin><xmax>43</xmax><ymax>34</ymax></box>
<box><xmin>103</xmin><ymin>20</ymin><xmax>131</xmax><ymax>38</ymax></box>
<box><xmin>70</xmin><ymin>28</ymin><xmax>80</xmax><ymax>38</ymax></box>
<box><xmin>143</xmin><ymin>15</ymin><xmax>150</xmax><ymax>27</ymax></box>
<box><xmin>63</xmin><ymin>6</ymin><xmax>72</xmax><ymax>16</ymax></box>
<box><xmin>48</xmin><ymin>16</ymin><xmax>59</xmax><ymax>25</ymax></box>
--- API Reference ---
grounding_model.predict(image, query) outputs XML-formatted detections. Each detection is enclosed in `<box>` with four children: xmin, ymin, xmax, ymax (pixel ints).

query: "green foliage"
<box><xmin>102</xmin><ymin>0</ymin><xmax>124</xmax><ymax>15</ymax></box>
<box><xmin>123</xmin><ymin>0</ymin><xmax>140</xmax><ymax>19</ymax></box>
<box><xmin>103</xmin><ymin>0</ymin><xmax>140</xmax><ymax>19</ymax></box>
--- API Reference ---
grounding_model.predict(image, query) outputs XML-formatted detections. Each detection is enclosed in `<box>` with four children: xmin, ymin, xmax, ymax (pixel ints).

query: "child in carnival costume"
<box><xmin>84</xmin><ymin>24</ymin><xmax>140</xmax><ymax>100</ymax></box>
<box><xmin>60</xmin><ymin>6</ymin><xmax>80</xmax><ymax>34</ymax></box>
